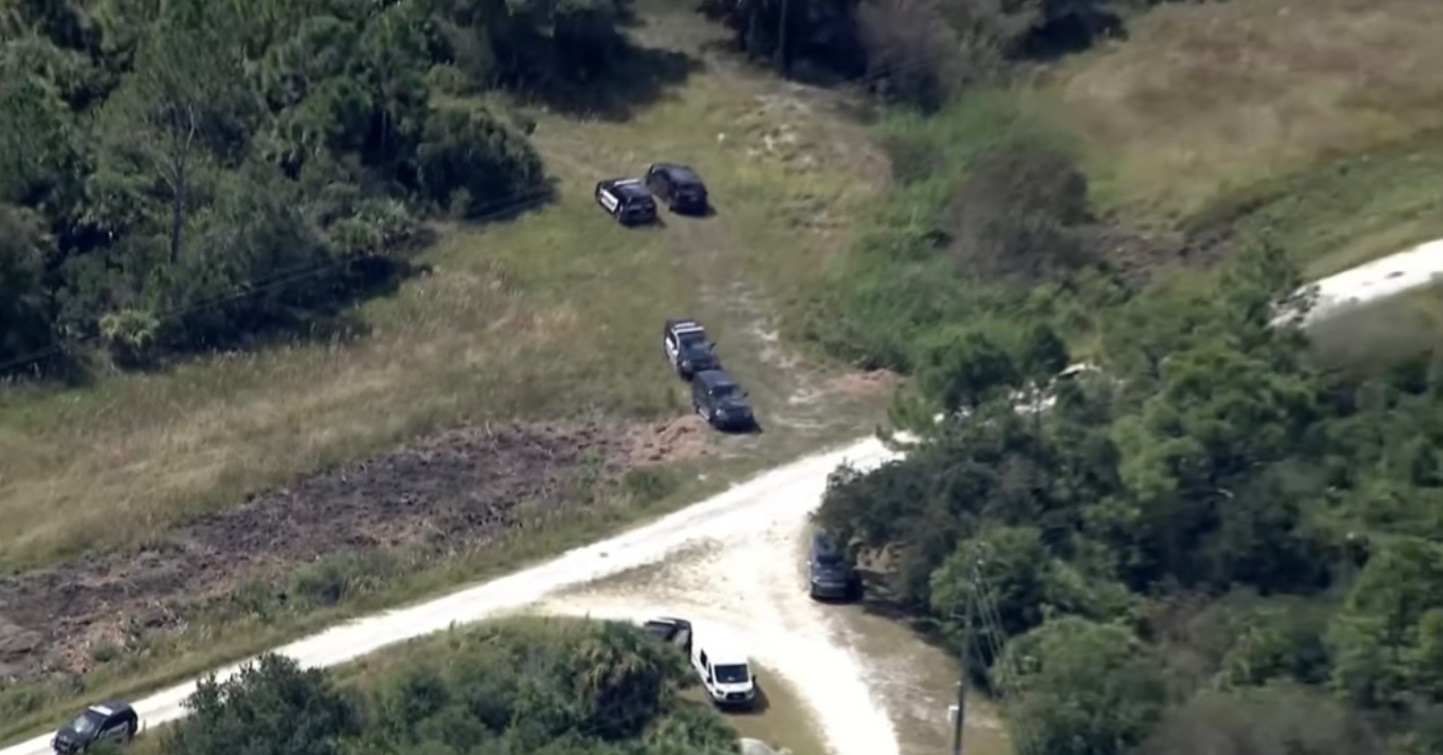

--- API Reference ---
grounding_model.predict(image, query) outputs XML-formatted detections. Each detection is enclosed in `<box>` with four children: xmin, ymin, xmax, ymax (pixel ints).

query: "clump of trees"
<box><xmin>148</xmin><ymin>618</ymin><xmax>742</xmax><ymax>755</ymax></box>
<box><xmin>696</xmin><ymin>0</ymin><xmax>1155</xmax><ymax>108</ymax></box>
<box><xmin>814</xmin><ymin>227</ymin><xmax>1443</xmax><ymax>754</ymax></box>
<box><xmin>0</xmin><ymin>0</ymin><xmax>637</xmax><ymax>376</ymax></box>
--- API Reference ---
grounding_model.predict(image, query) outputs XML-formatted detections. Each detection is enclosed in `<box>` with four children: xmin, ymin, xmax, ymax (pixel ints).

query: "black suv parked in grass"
<box><xmin>663</xmin><ymin>318</ymin><xmax>721</xmax><ymax>379</ymax></box>
<box><xmin>807</xmin><ymin>530</ymin><xmax>861</xmax><ymax>601</ymax></box>
<box><xmin>594</xmin><ymin>177</ymin><xmax>658</xmax><ymax>225</ymax></box>
<box><xmin>691</xmin><ymin>369</ymin><xmax>754</xmax><ymax>431</ymax></box>
<box><xmin>645</xmin><ymin>163</ymin><xmax>709</xmax><ymax>214</ymax></box>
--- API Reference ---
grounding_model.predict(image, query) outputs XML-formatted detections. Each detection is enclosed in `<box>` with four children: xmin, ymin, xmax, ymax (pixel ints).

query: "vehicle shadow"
<box><xmin>717</xmin><ymin>419</ymin><xmax>764</xmax><ymax>436</ymax></box>
<box><xmin>670</xmin><ymin>203</ymin><xmax>719</xmax><ymax>219</ymax></box>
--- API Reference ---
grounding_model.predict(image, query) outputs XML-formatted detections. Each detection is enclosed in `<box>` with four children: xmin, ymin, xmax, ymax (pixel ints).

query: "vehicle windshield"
<box><xmin>713</xmin><ymin>664</ymin><xmax>750</xmax><ymax>684</ymax></box>
<box><xmin>711</xmin><ymin>384</ymin><xmax>739</xmax><ymax>399</ymax></box>
<box><xmin>69</xmin><ymin>712</ymin><xmax>103</xmax><ymax>736</ymax></box>
<box><xmin>681</xmin><ymin>339</ymin><xmax>712</xmax><ymax>358</ymax></box>
<box><xmin>816</xmin><ymin>552</ymin><xmax>845</xmax><ymax>566</ymax></box>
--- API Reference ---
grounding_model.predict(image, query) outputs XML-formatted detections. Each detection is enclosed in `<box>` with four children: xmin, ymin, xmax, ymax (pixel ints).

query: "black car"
<box><xmin>594</xmin><ymin>178</ymin><xmax>657</xmax><ymax>225</ymax></box>
<box><xmin>645</xmin><ymin>163</ymin><xmax>709</xmax><ymax>214</ymax></box>
<box><xmin>52</xmin><ymin>701</ymin><xmax>138</xmax><ymax>754</ymax></box>
<box><xmin>642</xmin><ymin>616</ymin><xmax>694</xmax><ymax>652</ymax></box>
<box><xmin>691</xmin><ymin>369</ymin><xmax>754</xmax><ymax>431</ymax></box>
<box><xmin>808</xmin><ymin>530</ymin><xmax>861</xmax><ymax>601</ymax></box>
<box><xmin>663</xmin><ymin>318</ymin><xmax>721</xmax><ymax>379</ymax></box>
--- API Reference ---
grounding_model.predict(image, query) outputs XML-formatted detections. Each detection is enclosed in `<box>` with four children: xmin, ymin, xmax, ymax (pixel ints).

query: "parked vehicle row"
<box><xmin>595</xmin><ymin>162</ymin><xmax>710</xmax><ymax>225</ymax></box>
<box><xmin>661</xmin><ymin>317</ymin><xmax>755</xmax><ymax>431</ymax></box>
<box><xmin>642</xmin><ymin>617</ymin><xmax>757</xmax><ymax>709</ymax></box>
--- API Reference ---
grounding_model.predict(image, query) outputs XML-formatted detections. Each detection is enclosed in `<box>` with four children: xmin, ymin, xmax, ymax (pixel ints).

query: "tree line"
<box><xmin>0</xmin><ymin>0</ymin><xmax>638</xmax><ymax>376</ymax></box>
<box><xmin>810</xmin><ymin>163</ymin><xmax>1443</xmax><ymax>754</ymax></box>
<box><xmin>104</xmin><ymin>619</ymin><xmax>742</xmax><ymax>755</ymax></box>
<box><xmin>697</xmin><ymin>0</ymin><xmax>1172</xmax><ymax>109</ymax></box>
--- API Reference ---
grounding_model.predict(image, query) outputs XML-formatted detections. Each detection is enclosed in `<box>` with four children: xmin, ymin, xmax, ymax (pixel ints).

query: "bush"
<box><xmin>416</xmin><ymin>105</ymin><xmax>545</xmax><ymax>219</ymax></box>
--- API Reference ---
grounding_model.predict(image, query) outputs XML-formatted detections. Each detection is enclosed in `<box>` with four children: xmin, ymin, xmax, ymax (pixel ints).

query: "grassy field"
<box><xmin>1047</xmin><ymin>0</ymin><xmax>1443</xmax><ymax>272</ymax></box>
<box><xmin>0</xmin><ymin>8</ymin><xmax>885</xmax><ymax>573</ymax></box>
<box><xmin>0</xmin><ymin>6</ymin><xmax>901</xmax><ymax>744</ymax></box>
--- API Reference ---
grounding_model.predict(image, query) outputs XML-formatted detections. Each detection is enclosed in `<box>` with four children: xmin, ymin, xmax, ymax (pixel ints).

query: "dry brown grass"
<box><xmin>1054</xmin><ymin>0</ymin><xmax>1443</xmax><ymax>218</ymax></box>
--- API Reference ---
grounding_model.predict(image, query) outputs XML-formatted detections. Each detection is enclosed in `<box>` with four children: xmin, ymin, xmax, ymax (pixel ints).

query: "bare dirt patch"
<box><xmin>0</xmin><ymin>417</ymin><xmax>686</xmax><ymax>682</ymax></box>
<box><xmin>627</xmin><ymin>416</ymin><xmax>716</xmax><ymax>466</ymax></box>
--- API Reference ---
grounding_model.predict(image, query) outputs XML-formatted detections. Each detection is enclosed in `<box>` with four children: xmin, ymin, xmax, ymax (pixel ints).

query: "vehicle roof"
<box><xmin>666</xmin><ymin>318</ymin><xmax>705</xmax><ymax>333</ymax></box>
<box><xmin>695</xmin><ymin>626</ymin><xmax>750</xmax><ymax>663</ymax></box>
<box><xmin>654</xmin><ymin>163</ymin><xmax>701</xmax><ymax>181</ymax></box>
<box><xmin>694</xmin><ymin>369</ymin><xmax>737</xmax><ymax>387</ymax></box>
<box><xmin>87</xmin><ymin>701</ymin><xmax>133</xmax><ymax>717</ymax></box>
<box><xmin>605</xmin><ymin>178</ymin><xmax>652</xmax><ymax>198</ymax></box>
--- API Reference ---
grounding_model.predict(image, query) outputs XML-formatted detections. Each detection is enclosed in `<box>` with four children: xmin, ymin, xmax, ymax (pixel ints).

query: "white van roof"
<box><xmin>695</xmin><ymin>624</ymin><xmax>750</xmax><ymax>665</ymax></box>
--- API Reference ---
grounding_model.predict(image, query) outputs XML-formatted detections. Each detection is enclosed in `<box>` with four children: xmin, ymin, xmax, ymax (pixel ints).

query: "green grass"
<box><xmin>1046</xmin><ymin>0</ymin><xmax>1443</xmax><ymax>275</ymax></box>
<box><xmin>1055</xmin><ymin>0</ymin><xmax>1443</xmax><ymax>222</ymax></box>
<box><xmin>0</xmin><ymin>10</ymin><xmax>884</xmax><ymax>573</ymax></box>
<box><xmin>1181</xmin><ymin>128</ymin><xmax>1443</xmax><ymax>279</ymax></box>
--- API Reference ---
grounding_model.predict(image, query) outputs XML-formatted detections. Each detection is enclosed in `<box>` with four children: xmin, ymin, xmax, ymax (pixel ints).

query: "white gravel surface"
<box><xmin>1292</xmin><ymin>238</ymin><xmax>1443</xmax><ymax>325</ymax></box>
<box><xmin>4</xmin><ymin>241</ymin><xmax>1439</xmax><ymax>755</ymax></box>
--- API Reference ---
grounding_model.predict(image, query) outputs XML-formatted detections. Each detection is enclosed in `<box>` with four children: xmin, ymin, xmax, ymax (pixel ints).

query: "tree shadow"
<box><xmin>854</xmin><ymin>566</ymin><xmax>956</xmax><ymax>653</ymax></box>
<box><xmin>531</xmin><ymin>41</ymin><xmax>704</xmax><ymax>122</ymax></box>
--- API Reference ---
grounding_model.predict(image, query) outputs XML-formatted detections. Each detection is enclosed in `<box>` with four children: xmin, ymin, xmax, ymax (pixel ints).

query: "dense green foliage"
<box><xmin>697</xmin><ymin>0</ymin><xmax>1167</xmax><ymax>108</ymax></box>
<box><xmin>810</xmin><ymin>91</ymin><xmax>1443</xmax><ymax>755</ymax></box>
<box><xmin>0</xmin><ymin>0</ymin><xmax>645</xmax><ymax>375</ymax></box>
<box><xmin>157</xmin><ymin>619</ymin><xmax>741</xmax><ymax>755</ymax></box>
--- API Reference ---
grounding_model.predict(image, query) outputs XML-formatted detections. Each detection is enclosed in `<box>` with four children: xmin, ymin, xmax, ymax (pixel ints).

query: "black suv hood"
<box><xmin>716</xmin><ymin>399</ymin><xmax>751</xmax><ymax>414</ymax></box>
<box><xmin>813</xmin><ymin>564</ymin><xmax>851</xmax><ymax>580</ymax></box>
<box><xmin>52</xmin><ymin>727</ymin><xmax>88</xmax><ymax>752</ymax></box>
<box><xmin>682</xmin><ymin>350</ymin><xmax>718</xmax><ymax>368</ymax></box>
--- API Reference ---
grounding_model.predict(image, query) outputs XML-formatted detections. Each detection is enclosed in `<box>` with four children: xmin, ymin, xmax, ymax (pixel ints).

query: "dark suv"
<box><xmin>594</xmin><ymin>178</ymin><xmax>658</xmax><ymax>225</ymax></box>
<box><xmin>51</xmin><ymin>701</ymin><xmax>138</xmax><ymax>753</ymax></box>
<box><xmin>807</xmin><ymin>530</ymin><xmax>861</xmax><ymax>601</ymax></box>
<box><xmin>691</xmin><ymin>369</ymin><xmax>754</xmax><ymax>431</ymax></box>
<box><xmin>645</xmin><ymin>163</ymin><xmax>709</xmax><ymax>214</ymax></box>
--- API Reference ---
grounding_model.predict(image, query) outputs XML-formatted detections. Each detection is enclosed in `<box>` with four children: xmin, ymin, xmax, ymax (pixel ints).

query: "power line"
<box><xmin>0</xmin><ymin>183</ymin><xmax>557</xmax><ymax>377</ymax></box>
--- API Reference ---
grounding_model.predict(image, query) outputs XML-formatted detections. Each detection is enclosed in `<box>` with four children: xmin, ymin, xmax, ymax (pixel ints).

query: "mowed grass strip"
<box><xmin>0</xmin><ymin>37</ymin><xmax>880</xmax><ymax>573</ymax></box>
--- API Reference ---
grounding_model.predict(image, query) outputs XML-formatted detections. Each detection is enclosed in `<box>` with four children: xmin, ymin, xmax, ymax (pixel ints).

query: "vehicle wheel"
<box><xmin>125</xmin><ymin>723</ymin><xmax>137</xmax><ymax>743</ymax></box>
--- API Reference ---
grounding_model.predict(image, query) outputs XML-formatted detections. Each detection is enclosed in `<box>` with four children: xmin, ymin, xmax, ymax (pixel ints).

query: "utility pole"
<box><xmin>950</xmin><ymin>560</ymin><xmax>979</xmax><ymax>755</ymax></box>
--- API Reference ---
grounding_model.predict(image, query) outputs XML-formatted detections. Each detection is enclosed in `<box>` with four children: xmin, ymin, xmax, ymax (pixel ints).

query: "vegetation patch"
<box><xmin>123</xmin><ymin>617</ymin><xmax>749</xmax><ymax>755</ymax></box>
<box><xmin>815</xmin><ymin>243</ymin><xmax>1443</xmax><ymax>755</ymax></box>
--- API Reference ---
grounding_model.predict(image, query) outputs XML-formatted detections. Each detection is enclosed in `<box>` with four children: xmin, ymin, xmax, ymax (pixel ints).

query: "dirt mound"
<box><xmin>628</xmin><ymin>416</ymin><xmax>714</xmax><ymax>466</ymax></box>
<box><xmin>0</xmin><ymin>418</ymin><xmax>639</xmax><ymax>681</ymax></box>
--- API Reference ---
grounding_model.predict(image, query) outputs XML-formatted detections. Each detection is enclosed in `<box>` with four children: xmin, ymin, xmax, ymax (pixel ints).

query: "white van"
<box><xmin>689</xmin><ymin>624</ymin><xmax>757</xmax><ymax>708</ymax></box>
